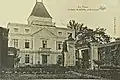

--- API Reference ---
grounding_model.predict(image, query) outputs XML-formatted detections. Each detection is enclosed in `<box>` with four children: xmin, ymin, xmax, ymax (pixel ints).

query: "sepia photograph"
<box><xmin>0</xmin><ymin>0</ymin><xmax>120</xmax><ymax>79</ymax></box>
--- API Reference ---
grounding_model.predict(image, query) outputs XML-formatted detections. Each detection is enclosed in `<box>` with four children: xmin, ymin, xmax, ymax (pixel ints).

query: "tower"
<box><xmin>36</xmin><ymin>0</ymin><xmax>43</xmax><ymax>3</ymax></box>
<box><xmin>27</xmin><ymin>1</ymin><xmax>53</xmax><ymax>26</ymax></box>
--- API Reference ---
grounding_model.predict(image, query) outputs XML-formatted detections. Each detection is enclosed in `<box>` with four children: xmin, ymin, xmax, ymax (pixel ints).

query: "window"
<box><xmin>25</xmin><ymin>39</ymin><xmax>30</xmax><ymax>48</ymax></box>
<box><xmin>56</xmin><ymin>41</ymin><xmax>62</xmax><ymax>50</ymax></box>
<box><xmin>58</xmin><ymin>32</ymin><xmax>62</xmax><ymax>36</ymax></box>
<box><xmin>25</xmin><ymin>29</ymin><xmax>30</xmax><ymax>33</ymax></box>
<box><xmin>67</xmin><ymin>32</ymin><xmax>72</xmax><ymax>35</ymax></box>
<box><xmin>42</xmin><ymin>40</ymin><xmax>47</xmax><ymax>48</ymax></box>
<box><xmin>14</xmin><ymin>28</ymin><xmax>18</xmax><ymax>32</ymax></box>
<box><xmin>13</xmin><ymin>39</ymin><xmax>18</xmax><ymax>48</ymax></box>
<box><xmin>57</xmin><ymin>55</ymin><xmax>62</xmax><ymax>60</ymax></box>
<box><xmin>57</xmin><ymin>55</ymin><xmax>62</xmax><ymax>65</ymax></box>
<box><xmin>25</xmin><ymin>54</ymin><xmax>29</xmax><ymax>63</ymax></box>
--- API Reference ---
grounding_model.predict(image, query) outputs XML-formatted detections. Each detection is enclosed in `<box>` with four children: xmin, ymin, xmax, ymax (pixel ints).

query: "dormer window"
<box><xmin>14</xmin><ymin>28</ymin><xmax>18</xmax><ymax>32</ymax></box>
<box><xmin>25</xmin><ymin>29</ymin><xmax>30</xmax><ymax>33</ymax></box>
<box><xmin>58</xmin><ymin>32</ymin><xmax>62</xmax><ymax>36</ymax></box>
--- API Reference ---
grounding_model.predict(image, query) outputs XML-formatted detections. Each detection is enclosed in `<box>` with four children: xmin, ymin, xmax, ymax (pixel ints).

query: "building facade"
<box><xmin>7</xmin><ymin>2</ymin><xmax>75</xmax><ymax>67</ymax></box>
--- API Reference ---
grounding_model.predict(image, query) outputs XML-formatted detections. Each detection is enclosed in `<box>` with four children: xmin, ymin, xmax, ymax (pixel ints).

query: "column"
<box><xmin>90</xmin><ymin>43</ymin><xmax>99</xmax><ymax>70</ymax></box>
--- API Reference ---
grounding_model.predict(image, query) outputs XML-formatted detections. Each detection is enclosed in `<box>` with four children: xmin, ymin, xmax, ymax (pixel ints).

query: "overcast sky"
<box><xmin>0</xmin><ymin>0</ymin><xmax>120</xmax><ymax>37</ymax></box>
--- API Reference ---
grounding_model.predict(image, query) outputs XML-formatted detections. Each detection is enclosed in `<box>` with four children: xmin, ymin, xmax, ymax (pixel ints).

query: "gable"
<box><xmin>31</xmin><ymin>28</ymin><xmax>58</xmax><ymax>38</ymax></box>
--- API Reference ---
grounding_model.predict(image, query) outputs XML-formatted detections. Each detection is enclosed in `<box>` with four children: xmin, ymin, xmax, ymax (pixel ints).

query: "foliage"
<box><xmin>67</xmin><ymin>20</ymin><xmax>83</xmax><ymax>38</ymax></box>
<box><xmin>8</xmin><ymin>47</ymin><xmax>20</xmax><ymax>67</ymax></box>
<box><xmin>93</xmin><ymin>60</ymin><xmax>104</xmax><ymax>66</ymax></box>
<box><xmin>94</xmin><ymin>27</ymin><xmax>110</xmax><ymax>43</ymax></box>
<box><xmin>99</xmin><ymin>43</ymin><xmax>120</xmax><ymax>67</ymax></box>
<box><xmin>110</xmin><ymin>44</ymin><xmax>120</xmax><ymax>66</ymax></box>
<box><xmin>67</xmin><ymin>20</ymin><xmax>111</xmax><ymax>47</ymax></box>
<box><xmin>66</xmin><ymin>20</ymin><xmax>112</xmax><ymax>68</ymax></box>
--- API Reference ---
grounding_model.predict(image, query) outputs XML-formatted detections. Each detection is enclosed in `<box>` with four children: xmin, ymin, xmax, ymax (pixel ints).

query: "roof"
<box><xmin>30</xmin><ymin>2</ymin><xmax>52</xmax><ymax>18</ymax></box>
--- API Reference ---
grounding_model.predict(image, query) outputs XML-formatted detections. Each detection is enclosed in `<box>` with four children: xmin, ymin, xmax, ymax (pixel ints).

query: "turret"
<box><xmin>27</xmin><ymin>1</ymin><xmax>53</xmax><ymax>26</ymax></box>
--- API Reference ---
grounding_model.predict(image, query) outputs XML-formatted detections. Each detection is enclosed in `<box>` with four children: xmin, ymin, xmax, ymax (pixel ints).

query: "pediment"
<box><xmin>31</xmin><ymin>28</ymin><xmax>57</xmax><ymax>38</ymax></box>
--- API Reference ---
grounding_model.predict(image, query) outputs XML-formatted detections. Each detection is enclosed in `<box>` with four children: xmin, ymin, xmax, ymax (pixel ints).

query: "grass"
<box><xmin>0</xmin><ymin>68</ymin><xmax>120</xmax><ymax>79</ymax></box>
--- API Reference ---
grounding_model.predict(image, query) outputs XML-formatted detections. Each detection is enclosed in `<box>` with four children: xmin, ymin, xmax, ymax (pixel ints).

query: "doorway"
<box><xmin>42</xmin><ymin>55</ymin><xmax>47</xmax><ymax>65</ymax></box>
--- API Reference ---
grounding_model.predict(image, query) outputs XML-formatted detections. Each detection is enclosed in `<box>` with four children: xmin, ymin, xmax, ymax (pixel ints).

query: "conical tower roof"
<box><xmin>30</xmin><ymin>2</ymin><xmax>52</xmax><ymax>18</ymax></box>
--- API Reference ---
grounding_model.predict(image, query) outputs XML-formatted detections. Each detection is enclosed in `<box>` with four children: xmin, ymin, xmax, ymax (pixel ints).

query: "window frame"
<box><xmin>13</xmin><ymin>39</ymin><xmax>18</xmax><ymax>48</ymax></box>
<box><xmin>14</xmin><ymin>28</ymin><xmax>18</xmax><ymax>32</ymax></box>
<box><xmin>42</xmin><ymin>40</ymin><xmax>47</xmax><ymax>48</ymax></box>
<box><xmin>58</xmin><ymin>32</ymin><xmax>62</xmax><ymax>36</ymax></box>
<box><xmin>25</xmin><ymin>39</ymin><xmax>30</xmax><ymax>49</ymax></box>
<box><xmin>25</xmin><ymin>29</ymin><xmax>30</xmax><ymax>33</ymax></box>
<box><xmin>25</xmin><ymin>54</ymin><xmax>29</xmax><ymax>63</ymax></box>
<box><xmin>56</xmin><ymin>41</ymin><xmax>62</xmax><ymax>50</ymax></box>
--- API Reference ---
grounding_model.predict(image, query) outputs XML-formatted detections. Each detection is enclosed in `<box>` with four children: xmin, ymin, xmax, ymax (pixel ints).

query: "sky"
<box><xmin>0</xmin><ymin>0</ymin><xmax>120</xmax><ymax>37</ymax></box>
